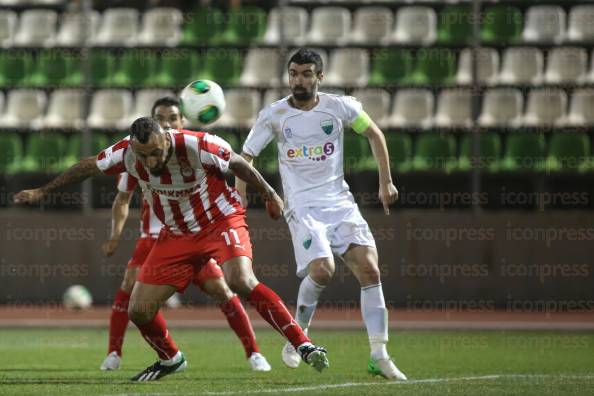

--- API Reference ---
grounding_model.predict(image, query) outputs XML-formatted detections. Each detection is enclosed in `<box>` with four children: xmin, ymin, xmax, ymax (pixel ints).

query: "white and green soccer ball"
<box><xmin>179</xmin><ymin>79</ymin><xmax>226</xmax><ymax>125</ymax></box>
<box><xmin>63</xmin><ymin>285</ymin><xmax>93</xmax><ymax>310</ymax></box>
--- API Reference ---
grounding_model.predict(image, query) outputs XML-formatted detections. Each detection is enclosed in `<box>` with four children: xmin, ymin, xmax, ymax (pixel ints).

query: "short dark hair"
<box><xmin>130</xmin><ymin>117</ymin><xmax>161</xmax><ymax>144</ymax></box>
<box><xmin>287</xmin><ymin>48</ymin><xmax>323</xmax><ymax>74</ymax></box>
<box><xmin>151</xmin><ymin>96</ymin><xmax>180</xmax><ymax>117</ymax></box>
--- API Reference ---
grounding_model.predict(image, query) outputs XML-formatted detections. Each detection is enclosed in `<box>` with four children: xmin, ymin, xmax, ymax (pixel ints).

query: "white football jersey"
<box><xmin>243</xmin><ymin>92</ymin><xmax>364</xmax><ymax>212</ymax></box>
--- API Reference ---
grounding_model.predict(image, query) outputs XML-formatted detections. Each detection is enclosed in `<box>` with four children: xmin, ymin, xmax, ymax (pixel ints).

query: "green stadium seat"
<box><xmin>458</xmin><ymin>133</ymin><xmax>501</xmax><ymax>172</ymax></box>
<box><xmin>545</xmin><ymin>132</ymin><xmax>591</xmax><ymax>172</ymax></box>
<box><xmin>182</xmin><ymin>8</ymin><xmax>225</xmax><ymax>45</ymax></box>
<box><xmin>501</xmin><ymin>133</ymin><xmax>546</xmax><ymax>171</ymax></box>
<box><xmin>253</xmin><ymin>142</ymin><xmax>278</xmax><ymax>173</ymax></box>
<box><xmin>63</xmin><ymin>54</ymin><xmax>83</xmax><ymax>87</ymax></box>
<box><xmin>219</xmin><ymin>6</ymin><xmax>267</xmax><ymax>45</ymax></box>
<box><xmin>19</xmin><ymin>132</ymin><xmax>68</xmax><ymax>173</ymax></box>
<box><xmin>0</xmin><ymin>51</ymin><xmax>33</xmax><ymax>87</ymax></box>
<box><xmin>412</xmin><ymin>133</ymin><xmax>457</xmax><ymax>172</ymax></box>
<box><xmin>410</xmin><ymin>49</ymin><xmax>457</xmax><ymax>85</ymax></box>
<box><xmin>199</xmin><ymin>49</ymin><xmax>242</xmax><ymax>86</ymax></box>
<box><xmin>155</xmin><ymin>51</ymin><xmax>201</xmax><ymax>88</ymax></box>
<box><xmin>89</xmin><ymin>50</ymin><xmax>116</xmax><ymax>87</ymax></box>
<box><xmin>343</xmin><ymin>133</ymin><xmax>374</xmax><ymax>174</ymax></box>
<box><xmin>385</xmin><ymin>133</ymin><xmax>412</xmax><ymax>172</ymax></box>
<box><xmin>0</xmin><ymin>133</ymin><xmax>23</xmax><ymax>174</ymax></box>
<box><xmin>65</xmin><ymin>133</ymin><xmax>110</xmax><ymax>165</ymax></box>
<box><xmin>213</xmin><ymin>131</ymin><xmax>240</xmax><ymax>152</ymax></box>
<box><xmin>113</xmin><ymin>50</ymin><xmax>158</xmax><ymax>88</ymax></box>
<box><xmin>437</xmin><ymin>4</ymin><xmax>473</xmax><ymax>44</ymax></box>
<box><xmin>369</xmin><ymin>49</ymin><xmax>413</xmax><ymax>86</ymax></box>
<box><xmin>29</xmin><ymin>51</ymin><xmax>69</xmax><ymax>87</ymax></box>
<box><xmin>480</xmin><ymin>5</ymin><xmax>523</xmax><ymax>44</ymax></box>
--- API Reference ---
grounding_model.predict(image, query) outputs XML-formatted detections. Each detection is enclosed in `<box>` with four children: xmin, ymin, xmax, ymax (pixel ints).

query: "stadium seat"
<box><xmin>43</xmin><ymin>89</ymin><xmax>85</xmax><ymax>129</ymax></box>
<box><xmin>0</xmin><ymin>132</ymin><xmax>22</xmax><ymax>174</ymax></box>
<box><xmin>13</xmin><ymin>9</ymin><xmax>57</xmax><ymax>47</ymax></box>
<box><xmin>410</xmin><ymin>49</ymin><xmax>457</xmax><ymax>85</ymax></box>
<box><xmin>523</xmin><ymin>88</ymin><xmax>568</xmax><ymax>127</ymax></box>
<box><xmin>566</xmin><ymin>89</ymin><xmax>594</xmax><ymax>126</ymax></box>
<box><xmin>343</xmin><ymin>133</ymin><xmax>373</xmax><ymax>174</ymax></box>
<box><xmin>126</xmin><ymin>89</ymin><xmax>175</xmax><ymax>125</ymax></box>
<box><xmin>567</xmin><ymin>5</ymin><xmax>594</xmax><ymax>42</ymax></box>
<box><xmin>219</xmin><ymin>6</ymin><xmax>267</xmax><ymax>45</ymax></box>
<box><xmin>29</xmin><ymin>50</ymin><xmax>69</xmax><ymax>87</ymax></box>
<box><xmin>262</xmin><ymin>88</ymin><xmax>290</xmax><ymax>106</ymax></box>
<box><xmin>385</xmin><ymin>132</ymin><xmax>412</xmax><ymax>172</ymax></box>
<box><xmin>388</xmin><ymin>89</ymin><xmax>433</xmax><ymax>129</ymax></box>
<box><xmin>307</xmin><ymin>6</ymin><xmax>351</xmax><ymax>46</ymax></box>
<box><xmin>239</xmin><ymin>48</ymin><xmax>281</xmax><ymax>87</ymax></box>
<box><xmin>436</xmin><ymin>4</ymin><xmax>472</xmax><ymax>44</ymax></box>
<box><xmin>262</xmin><ymin>7</ymin><xmax>308</xmax><ymax>45</ymax></box>
<box><xmin>93</xmin><ymin>8</ymin><xmax>139</xmax><ymax>46</ymax></box>
<box><xmin>455</xmin><ymin>48</ymin><xmax>499</xmax><ymax>85</ymax></box>
<box><xmin>199</xmin><ymin>49</ymin><xmax>242</xmax><ymax>86</ymax></box>
<box><xmin>138</xmin><ymin>7</ymin><xmax>182</xmax><ymax>47</ymax></box>
<box><xmin>154</xmin><ymin>50</ymin><xmax>200</xmax><ymax>88</ymax></box>
<box><xmin>478</xmin><ymin>88</ymin><xmax>524</xmax><ymax>128</ymax></box>
<box><xmin>253</xmin><ymin>142</ymin><xmax>278</xmax><ymax>173</ymax></box>
<box><xmin>392</xmin><ymin>6</ymin><xmax>436</xmax><ymax>45</ymax></box>
<box><xmin>0</xmin><ymin>51</ymin><xmax>33</xmax><ymax>87</ymax></box>
<box><xmin>457</xmin><ymin>133</ymin><xmax>501</xmax><ymax>172</ymax></box>
<box><xmin>324</xmin><ymin>49</ymin><xmax>369</xmax><ymax>87</ymax></box>
<box><xmin>522</xmin><ymin>6</ymin><xmax>566</xmax><ymax>44</ymax></box>
<box><xmin>20</xmin><ymin>132</ymin><xmax>68</xmax><ymax>173</ymax></box>
<box><xmin>0</xmin><ymin>89</ymin><xmax>46</xmax><ymax>128</ymax></box>
<box><xmin>499</xmin><ymin>47</ymin><xmax>544</xmax><ymax>85</ymax></box>
<box><xmin>0</xmin><ymin>10</ymin><xmax>17</xmax><ymax>47</ymax></box>
<box><xmin>544</xmin><ymin>47</ymin><xmax>588</xmax><ymax>84</ymax></box>
<box><xmin>412</xmin><ymin>133</ymin><xmax>457</xmax><ymax>172</ymax></box>
<box><xmin>351</xmin><ymin>88</ymin><xmax>391</xmax><ymax>129</ymax></box>
<box><xmin>546</xmin><ymin>132</ymin><xmax>591</xmax><ymax>172</ymax></box>
<box><xmin>501</xmin><ymin>133</ymin><xmax>546</xmax><ymax>171</ymax></box>
<box><xmin>89</xmin><ymin>50</ymin><xmax>116</xmax><ymax>87</ymax></box>
<box><xmin>213</xmin><ymin>89</ymin><xmax>260</xmax><ymax>128</ymax></box>
<box><xmin>434</xmin><ymin>89</ymin><xmax>473</xmax><ymax>128</ymax></box>
<box><xmin>350</xmin><ymin>6</ymin><xmax>393</xmax><ymax>45</ymax></box>
<box><xmin>181</xmin><ymin>7</ymin><xmax>224</xmax><ymax>45</ymax></box>
<box><xmin>480</xmin><ymin>5</ymin><xmax>523</xmax><ymax>44</ymax></box>
<box><xmin>112</xmin><ymin>50</ymin><xmax>158</xmax><ymax>87</ymax></box>
<box><xmin>63</xmin><ymin>133</ymin><xmax>110</xmax><ymax>169</ymax></box>
<box><xmin>56</xmin><ymin>11</ymin><xmax>100</xmax><ymax>46</ymax></box>
<box><xmin>87</xmin><ymin>89</ymin><xmax>134</xmax><ymax>130</ymax></box>
<box><xmin>369</xmin><ymin>49</ymin><xmax>412</xmax><ymax>86</ymax></box>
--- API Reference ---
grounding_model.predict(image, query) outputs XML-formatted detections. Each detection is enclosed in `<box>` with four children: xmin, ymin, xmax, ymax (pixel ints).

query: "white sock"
<box><xmin>295</xmin><ymin>275</ymin><xmax>325</xmax><ymax>331</ymax></box>
<box><xmin>361</xmin><ymin>283</ymin><xmax>389</xmax><ymax>360</ymax></box>
<box><xmin>160</xmin><ymin>350</ymin><xmax>182</xmax><ymax>366</ymax></box>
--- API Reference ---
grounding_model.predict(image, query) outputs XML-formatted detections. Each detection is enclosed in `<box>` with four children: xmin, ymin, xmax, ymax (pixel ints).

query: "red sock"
<box><xmin>108</xmin><ymin>288</ymin><xmax>130</xmax><ymax>356</ymax></box>
<box><xmin>220</xmin><ymin>295</ymin><xmax>259</xmax><ymax>358</ymax></box>
<box><xmin>135</xmin><ymin>311</ymin><xmax>179</xmax><ymax>360</ymax></box>
<box><xmin>247</xmin><ymin>283</ymin><xmax>310</xmax><ymax>349</ymax></box>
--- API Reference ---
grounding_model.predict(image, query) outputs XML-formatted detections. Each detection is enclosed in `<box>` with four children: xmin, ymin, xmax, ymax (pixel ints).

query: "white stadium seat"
<box><xmin>0</xmin><ymin>89</ymin><xmax>46</xmax><ymax>129</ymax></box>
<box><xmin>392</xmin><ymin>6</ymin><xmax>436</xmax><ymax>45</ymax></box>
<box><xmin>567</xmin><ymin>5</ymin><xmax>594</xmax><ymax>42</ymax></box>
<box><xmin>388</xmin><ymin>89</ymin><xmax>434</xmax><ymax>129</ymax></box>
<box><xmin>350</xmin><ymin>6</ymin><xmax>393</xmax><ymax>45</ymax></box>
<box><xmin>213</xmin><ymin>89</ymin><xmax>261</xmax><ymax>128</ymax></box>
<box><xmin>456</xmin><ymin>48</ymin><xmax>499</xmax><ymax>85</ymax></box>
<box><xmin>434</xmin><ymin>89</ymin><xmax>473</xmax><ymax>128</ymax></box>
<box><xmin>56</xmin><ymin>11</ymin><xmax>100</xmax><ymax>47</ymax></box>
<box><xmin>351</xmin><ymin>88</ymin><xmax>391</xmax><ymax>129</ymax></box>
<box><xmin>0</xmin><ymin>10</ymin><xmax>17</xmax><ymax>47</ymax></box>
<box><xmin>262</xmin><ymin>7</ymin><xmax>308</xmax><ymax>45</ymax></box>
<box><xmin>138</xmin><ymin>7</ymin><xmax>183</xmax><ymax>47</ymax></box>
<box><xmin>240</xmin><ymin>48</ymin><xmax>281</xmax><ymax>87</ymax></box>
<box><xmin>522</xmin><ymin>6</ymin><xmax>566</xmax><ymax>44</ymax></box>
<box><xmin>523</xmin><ymin>88</ymin><xmax>567</xmax><ymax>126</ymax></box>
<box><xmin>565</xmin><ymin>89</ymin><xmax>594</xmax><ymax>126</ymax></box>
<box><xmin>127</xmin><ymin>89</ymin><xmax>175</xmax><ymax>126</ymax></box>
<box><xmin>262</xmin><ymin>88</ymin><xmax>290</xmax><ymax>106</ymax></box>
<box><xmin>499</xmin><ymin>47</ymin><xmax>544</xmax><ymax>85</ymax></box>
<box><xmin>544</xmin><ymin>47</ymin><xmax>588</xmax><ymax>84</ymax></box>
<box><xmin>43</xmin><ymin>89</ymin><xmax>85</xmax><ymax>129</ymax></box>
<box><xmin>323</xmin><ymin>48</ymin><xmax>369</xmax><ymax>87</ymax></box>
<box><xmin>13</xmin><ymin>9</ymin><xmax>58</xmax><ymax>47</ymax></box>
<box><xmin>87</xmin><ymin>89</ymin><xmax>134</xmax><ymax>129</ymax></box>
<box><xmin>93</xmin><ymin>8</ymin><xmax>139</xmax><ymax>47</ymax></box>
<box><xmin>478</xmin><ymin>88</ymin><xmax>524</xmax><ymax>128</ymax></box>
<box><xmin>307</xmin><ymin>7</ymin><xmax>351</xmax><ymax>46</ymax></box>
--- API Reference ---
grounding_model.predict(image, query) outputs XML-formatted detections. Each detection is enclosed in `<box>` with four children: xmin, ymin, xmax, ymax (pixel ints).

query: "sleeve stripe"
<box><xmin>351</xmin><ymin>111</ymin><xmax>372</xmax><ymax>134</ymax></box>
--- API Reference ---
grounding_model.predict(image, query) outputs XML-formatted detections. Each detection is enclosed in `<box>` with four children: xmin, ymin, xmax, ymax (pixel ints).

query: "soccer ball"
<box><xmin>179</xmin><ymin>79</ymin><xmax>226</xmax><ymax>125</ymax></box>
<box><xmin>63</xmin><ymin>285</ymin><xmax>93</xmax><ymax>310</ymax></box>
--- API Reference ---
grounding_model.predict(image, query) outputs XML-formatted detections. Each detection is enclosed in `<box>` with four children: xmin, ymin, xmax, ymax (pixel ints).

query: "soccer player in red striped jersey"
<box><xmin>14</xmin><ymin>116</ymin><xmax>329</xmax><ymax>381</ymax></box>
<box><xmin>99</xmin><ymin>97</ymin><xmax>271</xmax><ymax>373</ymax></box>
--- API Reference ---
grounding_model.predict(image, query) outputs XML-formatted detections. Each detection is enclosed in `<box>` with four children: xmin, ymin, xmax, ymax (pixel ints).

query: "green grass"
<box><xmin>0</xmin><ymin>328</ymin><xmax>593</xmax><ymax>395</ymax></box>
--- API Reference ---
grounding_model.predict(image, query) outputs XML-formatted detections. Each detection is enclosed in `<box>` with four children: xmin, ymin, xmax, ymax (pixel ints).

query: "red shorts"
<box><xmin>138</xmin><ymin>215</ymin><xmax>252</xmax><ymax>292</ymax></box>
<box><xmin>127</xmin><ymin>237</ymin><xmax>158</xmax><ymax>268</ymax></box>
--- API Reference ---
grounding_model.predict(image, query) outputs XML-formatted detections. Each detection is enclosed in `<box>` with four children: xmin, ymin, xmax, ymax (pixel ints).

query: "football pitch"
<box><xmin>0</xmin><ymin>328</ymin><xmax>592</xmax><ymax>396</ymax></box>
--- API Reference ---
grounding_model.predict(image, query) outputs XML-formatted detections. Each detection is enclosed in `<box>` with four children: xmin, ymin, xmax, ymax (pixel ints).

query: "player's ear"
<box><xmin>317</xmin><ymin>72</ymin><xmax>324</xmax><ymax>82</ymax></box>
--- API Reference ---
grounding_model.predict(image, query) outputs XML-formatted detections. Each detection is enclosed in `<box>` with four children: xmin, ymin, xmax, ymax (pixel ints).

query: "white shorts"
<box><xmin>285</xmin><ymin>203</ymin><xmax>376</xmax><ymax>278</ymax></box>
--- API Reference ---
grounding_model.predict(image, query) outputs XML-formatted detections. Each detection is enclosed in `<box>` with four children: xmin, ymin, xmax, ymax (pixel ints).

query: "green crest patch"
<box><xmin>321</xmin><ymin>120</ymin><xmax>333</xmax><ymax>135</ymax></box>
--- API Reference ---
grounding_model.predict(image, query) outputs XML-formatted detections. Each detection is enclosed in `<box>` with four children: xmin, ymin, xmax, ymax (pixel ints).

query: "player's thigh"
<box><xmin>221</xmin><ymin>255</ymin><xmax>259</xmax><ymax>296</ymax></box>
<box><xmin>342</xmin><ymin>244</ymin><xmax>381</xmax><ymax>286</ymax></box>
<box><xmin>194</xmin><ymin>260</ymin><xmax>233</xmax><ymax>303</ymax></box>
<box><xmin>128</xmin><ymin>281</ymin><xmax>177</xmax><ymax>323</ymax></box>
<box><xmin>121</xmin><ymin>266</ymin><xmax>140</xmax><ymax>293</ymax></box>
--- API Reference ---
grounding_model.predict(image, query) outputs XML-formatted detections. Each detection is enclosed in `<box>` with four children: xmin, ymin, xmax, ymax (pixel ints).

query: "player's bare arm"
<box><xmin>362</xmin><ymin>121</ymin><xmax>399</xmax><ymax>215</ymax></box>
<box><xmin>228</xmin><ymin>152</ymin><xmax>283</xmax><ymax>219</ymax></box>
<box><xmin>13</xmin><ymin>156</ymin><xmax>102</xmax><ymax>205</ymax></box>
<box><xmin>234</xmin><ymin>153</ymin><xmax>254</xmax><ymax>207</ymax></box>
<box><xmin>102</xmin><ymin>191</ymin><xmax>133</xmax><ymax>257</ymax></box>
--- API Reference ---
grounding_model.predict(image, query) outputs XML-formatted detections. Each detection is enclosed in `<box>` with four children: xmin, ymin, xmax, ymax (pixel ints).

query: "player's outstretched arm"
<box><xmin>13</xmin><ymin>156</ymin><xmax>102</xmax><ymax>205</ymax></box>
<box><xmin>228</xmin><ymin>152</ymin><xmax>283</xmax><ymax>219</ymax></box>
<box><xmin>234</xmin><ymin>152</ymin><xmax>254</xmax><ymax>208</ymax></box>
<box><xmin>362</xmin><ymin>121</ymin><xmax>399</xmax><ymax>215</ymax></box>
<box><xmin>102</xmin><ymin>191</ymin><xmax>133</xmax><ymax>257</ymax></box>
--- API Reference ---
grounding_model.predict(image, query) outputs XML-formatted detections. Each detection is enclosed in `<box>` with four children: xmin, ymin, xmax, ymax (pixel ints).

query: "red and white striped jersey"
<box><xmin>117</xmin><ymin>172</ymin><xmax>162</xmax><ymax>238</ymax></box>
<box><xmin>97</xmin><ymin>129</ymin><xmax>245</xmax><ymax>234</ymax></box>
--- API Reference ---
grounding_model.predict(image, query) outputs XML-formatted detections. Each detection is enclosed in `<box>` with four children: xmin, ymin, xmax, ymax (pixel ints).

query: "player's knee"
<box><xmin>357</xmin><ymin>261</ymin><xmax>381</xmax><ymax>285</ymax></box>
<box><xmin>227</xmin><ymin>275</ymin><xmax>257</xmax><ymax>297</ymax></box>
<box><xmin>202</xmin><ymin>279</ymin><xmax>234</xmax><ymax>303</ymax></box>
<box><xmin>309</xmin><ymin>260</ymin><xmax>334</xmax><ymax>285</ymax></box>
<box><xmin>128</xmin><ymin>301</ymin><xmax>156</xmax><ymax>325</ymax></box>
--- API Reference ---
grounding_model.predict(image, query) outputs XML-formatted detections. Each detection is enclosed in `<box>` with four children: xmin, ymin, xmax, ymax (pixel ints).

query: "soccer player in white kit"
<box><xmin>237</xmin><ymin>48</ymin><xmax>406</xmax><ymax>380</ymax></box>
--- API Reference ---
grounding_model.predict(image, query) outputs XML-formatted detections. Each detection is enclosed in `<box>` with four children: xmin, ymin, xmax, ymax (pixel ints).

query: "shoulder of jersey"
<box><xmin>176</xmin><ymin>128</ymin><xmax>206</xmax><ymax>138</ymax></box>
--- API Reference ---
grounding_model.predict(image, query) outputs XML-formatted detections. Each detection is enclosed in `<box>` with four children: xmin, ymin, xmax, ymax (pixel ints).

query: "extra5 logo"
<box><xmin>286</xmin><ymin>142</ymin><xmax>335</xmax><ymax>161</ymax></box>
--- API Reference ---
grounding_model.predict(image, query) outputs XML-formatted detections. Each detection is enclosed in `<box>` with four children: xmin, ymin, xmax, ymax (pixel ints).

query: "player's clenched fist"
<box><xmin>102</xmin><ymin>239</ymin><xmax>120</xmax><ymax>257</ymax></box>
<box><xmin>265</xmin><ymin>192</ymin><xmax>284</xmax><ymax>220</ymax></box>
<box><xmin>13</xmin><ymin>188</ymin><xmax>45</xmax><ymax>204</ymax></box>
<box><xmin>379</xmin><ymin>182</ymin><xmax>398</xmax><ymax>215</ymax></box>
